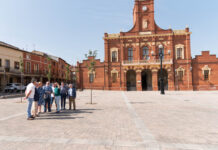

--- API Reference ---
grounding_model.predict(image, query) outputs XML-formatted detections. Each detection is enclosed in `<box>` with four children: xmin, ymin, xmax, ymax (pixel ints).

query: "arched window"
<box><xmin>111</xmin><ymin>48</ymin><xmax>118</xmax><ymax>62</ymax></box>
<box><xmin>202</xmin><ymin>65</ymin><xmax>211</xmax><ymax>81</ymax></box>
<box><xmin>111</xmin><ymin>69</ymin><xmax>119</xmax><ymax>83</ymax></box>
<box><xmin>176</xmin><ymin>67</ymin><xmax>185</xmax><ymax>81</ymax></box>
<box><xmin>175</xmin><ymin>44</ymin><xmax>185</xmax><ymax>59</ymax></box>
<box><xmin>88</xmin><ymin>71</ymin><xmax>95</xmax><ymax>83</ymax></box>
<box><xmin>142</xmin><ymin>47</ymin><xmax>149</xmax><ymax>60</ymax></box>
<box><xmin>112</xmin><ymin>51</ymin><xmax>117</xmax><ymax>62</ymax></box>
<box><xmin>128</xmin><ymin>48</ymin><xmax>133</xmax><ymax>61</ymax></box>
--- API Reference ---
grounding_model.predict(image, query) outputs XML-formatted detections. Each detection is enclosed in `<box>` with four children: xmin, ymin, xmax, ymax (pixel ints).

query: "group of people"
<box><xmin>25</xmin><ymin>79</ymin><xmax>77</xmax><ymax>120</ymax></box>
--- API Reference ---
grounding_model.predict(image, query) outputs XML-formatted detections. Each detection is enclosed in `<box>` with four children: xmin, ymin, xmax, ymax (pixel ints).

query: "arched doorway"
<box><xmin>158</xmin><ymin>69</ymin><xmax>168</xmax><ymax>90</ymax></box>
<box><xmin>141</xmin><ymin>69</ymin><xmax>152</xmax><ymax>91</ymax></box>
<box><xmin>126</xmin><ymin>70</ymin><xmax>136</xmax><ymax>91</ymax></box>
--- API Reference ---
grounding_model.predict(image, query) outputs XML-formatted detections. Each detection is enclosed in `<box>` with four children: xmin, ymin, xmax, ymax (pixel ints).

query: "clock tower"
<box><xmin>131</xmin><ymin>0</ymin><xmax>155</xmax><ymax>33</ymax></box>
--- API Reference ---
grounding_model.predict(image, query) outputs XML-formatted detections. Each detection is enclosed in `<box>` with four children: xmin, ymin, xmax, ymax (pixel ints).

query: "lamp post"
<box><xmin>3</xmin><ymin>68</ymin><xmax>6</xmax><ymax>95</ymax></box>
<box><xmin>152</xmin><ymin>45</ymin><xmax>171</xmax><ymax>95</ymax></box>
<box><xmin>159</xmin><ymin>45</ymin><xmax>165</xmax><ymax>95</ymax></box>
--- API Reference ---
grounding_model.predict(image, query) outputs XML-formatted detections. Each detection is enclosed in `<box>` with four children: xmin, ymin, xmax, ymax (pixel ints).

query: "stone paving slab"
<box><xmin>0</xmin><ymin>90</ymin><xmax>218</xmax><ymax>150</ymax></box>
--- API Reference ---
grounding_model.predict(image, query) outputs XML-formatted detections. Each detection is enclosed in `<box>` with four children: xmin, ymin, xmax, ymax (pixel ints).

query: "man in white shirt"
<box><xmin>25</xmin><ymin>79</ymin><xmax>37</xmax><ymax>120</ymax></box>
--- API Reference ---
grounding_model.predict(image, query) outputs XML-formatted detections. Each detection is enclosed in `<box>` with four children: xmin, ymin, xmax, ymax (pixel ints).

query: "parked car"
<box><xmin>4</xmin><ymin>83</ymin><xmax>26</xmax><ymax>93</ymax></box>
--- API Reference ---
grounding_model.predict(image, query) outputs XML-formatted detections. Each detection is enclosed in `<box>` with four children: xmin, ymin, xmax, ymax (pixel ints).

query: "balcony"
<box><xmin>24</xmin><ymin>70</ymin><xmax>44</xmax><ymax>75</ymax></box>
<box><xmin>122</xmin><ymin>59</ymin><xmax>173</xmax><ymax>66</ymax></box>
<box><xmin>0</xmin><ymin>66</ymin><xmax>20</xmax><ymax>74</ymax></box>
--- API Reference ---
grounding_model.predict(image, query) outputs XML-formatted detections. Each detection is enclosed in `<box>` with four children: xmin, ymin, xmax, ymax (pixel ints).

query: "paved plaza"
<box><xmin>0</xmin><ymin>90</ymin><xmax>218</xmax><ymax>150</ymax></box>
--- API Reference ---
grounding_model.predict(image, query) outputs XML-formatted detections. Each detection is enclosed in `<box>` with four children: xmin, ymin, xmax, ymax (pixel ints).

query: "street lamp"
<box><xmin>158</xmin><ymin>45</ymin><xmax>165</xmax><ymax>95</ymax></box>
<box><xmin>152</xmin><ymin>45</ymin><xmax>171</xmax><ymax>95</ymax></box>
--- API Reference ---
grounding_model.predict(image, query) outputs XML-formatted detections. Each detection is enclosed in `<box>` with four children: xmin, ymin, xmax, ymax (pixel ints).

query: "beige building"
<box><xmin>0</xmin><ymin>42</ymin><xmax>23</xmax><ymax>91</ymax></box>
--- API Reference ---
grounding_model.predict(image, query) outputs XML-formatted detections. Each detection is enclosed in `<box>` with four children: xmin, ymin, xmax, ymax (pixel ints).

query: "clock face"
<box><xmin>142</xmin><ymin>6</ymin><xmax>147</xmax><ymax>11</ymax></box>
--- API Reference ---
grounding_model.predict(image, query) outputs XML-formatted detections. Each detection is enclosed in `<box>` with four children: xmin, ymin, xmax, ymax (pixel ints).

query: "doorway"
<box><xmin>158</xmin><ymin>69</ymin><xmax>168</xmax><ymax>90</ymax></box>
<box><xmin>126</xmin><ymin>70</ymin><xmax>136</xmax><ymax>91</ymax></box>
<box><xmin>141</xmin><ymin>69</ymin><xmax>152</xmax><ymax>91</ymax></box>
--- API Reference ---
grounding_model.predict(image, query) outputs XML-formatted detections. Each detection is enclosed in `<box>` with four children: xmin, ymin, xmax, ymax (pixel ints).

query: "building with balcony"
<box><xmin>0</xmin><ymin>42</ymin><xmax>24</xmax><ymax>91</ymax></box>
<box><xmin>23</xmin><ymin>50</ymin><xmax>73</xmax><ymax>85</ymax></box>
<box><xmin>76</xmin><ymin>0</ymin><xmax>218</xmax><ymax>91</ymax></box>
<box><xmin>0</xmin><ymin>42</ymin><xmax>73</xmax><ymax>91</ymax></box>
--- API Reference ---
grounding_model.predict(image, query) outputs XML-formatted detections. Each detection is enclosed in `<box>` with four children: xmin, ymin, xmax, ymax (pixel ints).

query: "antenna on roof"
<box><xmin>25</xmin><ymin>44</ymin><xmax>28</xmax><ymax>51</ymax></box>
<box><xmin>33</xmin><ymin>44</ymin><xmax>36</xmax><ymax>50</ymax></box>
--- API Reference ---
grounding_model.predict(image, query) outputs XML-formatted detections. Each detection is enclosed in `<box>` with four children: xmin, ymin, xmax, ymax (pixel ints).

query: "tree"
<box><xmin>72</xmin><ymin>66</ymin><xmax>79</xmax><ymax>86</ymax></box>
<box><xmin>19</xmin><ymin>56</ymin><xmax>24</xmax><ymax>103</ymax></box>
<box><xmin>65</xmin><ymin>64</ymin><xmax>70</xmax><ymax>83</ymax></box>
<box><xmin>47</xmin><ymin>57</ymin><xmax>52</xmax><ymax>82</ymax></box>
<box><xmin>85</xmin><ymin>50</ymin><xmax>97</xmax><ymax>104</ymax></box>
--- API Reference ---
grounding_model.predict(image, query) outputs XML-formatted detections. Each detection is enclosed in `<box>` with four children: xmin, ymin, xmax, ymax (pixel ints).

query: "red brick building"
<box><xmin>23</xmin><ymin>50</ymin><xmax>72</xmax><ymax>85</ymax></box>
<box><xmin>76</xmin><ymin>0</ymin><xmax>218</xmax><ymax>91</ymax></box>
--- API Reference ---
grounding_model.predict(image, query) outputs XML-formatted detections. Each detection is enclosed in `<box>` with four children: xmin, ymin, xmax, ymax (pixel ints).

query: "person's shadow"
<box><xmin>36</xmin><ymin>109</ymin><xmax>102</xmax><ymax>120</ymax></box>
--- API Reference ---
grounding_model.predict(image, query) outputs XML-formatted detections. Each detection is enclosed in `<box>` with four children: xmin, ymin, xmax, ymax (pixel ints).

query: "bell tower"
<box><xmin>132</xmin><ymin>0</ymin><xmax>155</xmax><ymax>33</ymax></box>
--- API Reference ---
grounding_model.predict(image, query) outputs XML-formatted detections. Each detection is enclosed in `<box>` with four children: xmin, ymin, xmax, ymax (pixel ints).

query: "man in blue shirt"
<box><xmin>60</xmin><ymin>82</ymin><xmax>68</xmax><ymax>110</ymax></box>
<box><xmin>68</xmin><ymin>84</ymin><xmax>76</xmax><ymax>110</ymax></box>
<box><xmin>43</xmin><ymin>81</ymin><xmax>53</xmax><ymax>112</ymax></box>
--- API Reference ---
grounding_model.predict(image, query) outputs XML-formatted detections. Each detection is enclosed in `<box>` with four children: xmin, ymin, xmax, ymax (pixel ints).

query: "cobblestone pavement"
<box><xmin>0</xmin><ymin>90</ymin><xmax>218</xmax><ymax>150</ymax></box>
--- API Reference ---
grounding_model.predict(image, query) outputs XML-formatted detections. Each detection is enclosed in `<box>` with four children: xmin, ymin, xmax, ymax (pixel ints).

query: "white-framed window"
<box><xmin>88</xmin><ymin>71</ymin><xmax>96</xmax><ymax>83</ymax></box>
<box><xmin>142</xmin><ymin>46</ymin><xmax>149</xmax><ymax>60</ymax></box>
<box><xmin>111</xmin><ymin>48</ymin><xmax>118</xmax><ymax>62</ymax></box>
<box><xmin>111</xmin><ymin>69</ymin><xmax>119</xmax><ymax>83</ymax></box>
<box><xmin>204</xmin><ymin>70</ymin><xmax>209</xmax><ymax>81</ymax></box>
<box><xmin>202</xmin><ymin>65</ymin><xmax>211</xmax><ymax>81</ymax></box>
<box><xmin>175</xmin><ymin>44</ymin><xmax>185</xmax><ymax>59</ymax></box>
<box><xmin>128</xmin><ymin>47</ymin><xmax>133</xmax><ymax>61</ymax></box>
<box><xmin>5</xmin><ymin>59</ymin><xmax>10</xmax><ymax>68</ymax></box>
<box><xmin>112</xmin><ymin>51</ymin><xmax>117</xmax><ymax>62</ymax></box>
<box><xmin>112</xmin><ymin>73</ymin><xmax>117</xmax><ymax>83</ymax></box>
<box><xmin>176</xmin><ymin>67</ymin><xmax>185</xmax><ymax>81</ymax></box>
<box><xmin>34</xmin><ymin>64</ymin><xmax>39</xmax><ymax>73</ymax></box>
<box><xmin>178</xmin><ymin>70</ymin><xmax>184</xmax><ymax>81</ymax></box>
<box><xmin>26</xmin><ymin>62</ymin><xmax>31</xmax><ymax>73</ymax></box>
<box><xmin>14</xmin><ymin>61</ymin><xmax>20</xmax><ymax>70</ymax></box>
<box><xmin>89</xmin><ymin>73</ymin><xmax>94</xmax><ymax>83</ymax></box>
<box><xmin>177</xmin><ymin>48</ymin><xmax>183</xmax><ymax>59</ymax></box>
<box><xmin>26</xmin><ymin>54</ymin><xmax>31</xmax><ymax>60</ymax></box>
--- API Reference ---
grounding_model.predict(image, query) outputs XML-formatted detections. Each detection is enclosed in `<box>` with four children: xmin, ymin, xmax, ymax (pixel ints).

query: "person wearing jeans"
<box><xmin>68</xmin><ymin>84</ymin><xmax>76</xmax><ymax>110</ymax></box>
<box><xmin>32</xmin><ymin>82</ymin><xmax>39</xmax><ymax>117</ymax></box>
<box><xmin>54</xmin><ymin>83</ymin><xmax>61</xmax><ymax>113</ymax></box>
<box><xmin>25</xmin><ymin>79</ymin><xmax>37</xmax><ymax>120</ymax></box>
<box><xmin>43</xmin><ymin>82</ymin><xmax>53</xmax><ymax>112</ymax></box>
<box><xmin>27</xmin><ymin>98</ymin><xmax>34</xmax><ymax>119</ymax></box>
<box><xmin>60</xmin><ymin>82</ymin><xmax>68</xmax><ymax>110</ymax></box>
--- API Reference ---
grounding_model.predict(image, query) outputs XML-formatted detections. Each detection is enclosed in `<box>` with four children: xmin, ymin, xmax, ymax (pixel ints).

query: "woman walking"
<box><xmin>54</xmin><ymin>83</ymin><xmax>61</xmax><ymax>113</ymax></box>
<box><xmin>37</xmin><ymin>82</ymin><xmax>45</xmax><ymax>114</ymax></box>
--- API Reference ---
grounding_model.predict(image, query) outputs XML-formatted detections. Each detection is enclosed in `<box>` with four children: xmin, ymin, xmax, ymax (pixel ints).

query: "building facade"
<box><xmin>0</xmin><ymin>42</ymin><xmax>73</xmax><ymax>91</ymax></box>
<box><xmin>0</xmin><ymin>42</ymin><xmax>23</xmax><ymax>90</ymax></box>
<box><xmin>76</xmin><ymin>0</ymin><xmax>218</xmax><ymax>91</ymax></box>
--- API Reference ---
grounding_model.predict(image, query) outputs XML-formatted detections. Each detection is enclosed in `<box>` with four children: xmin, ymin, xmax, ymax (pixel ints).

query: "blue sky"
<box><xmin>0</xmin><ymin>0</ymin><xmax>218</xmax><ymax>65</ymax></box>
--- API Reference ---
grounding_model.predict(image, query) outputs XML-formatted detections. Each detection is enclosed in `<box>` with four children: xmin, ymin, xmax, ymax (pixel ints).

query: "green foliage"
<box><xmin>85</xmin><ymin>50</ymin><xmax>97</xmax><ymax>73</ymax></box>
<box><xmin>47</xmin><ymin>57</ymin><xmax>52</xmax><ymax>82</ymax></box>
<box><xmin>65</xmin><ymin>64</ymin><xmax>70</xmax><ymax>81</ymax></box>
<box><xmin>19</xmin><ymin>56</ymin><xmax>24</xmax><ymax>73</ymax></box>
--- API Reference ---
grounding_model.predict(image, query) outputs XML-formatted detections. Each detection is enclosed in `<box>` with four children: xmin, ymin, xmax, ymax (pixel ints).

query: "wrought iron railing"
<box><xmin>0</xmin><ymin>66</ymin><xmax>20</xmax><ymax>74</ymax></box>
<box><xmin>122</xmin><ymin>59</ymin><xmax>173</xmax><ymax>66</ymax></box>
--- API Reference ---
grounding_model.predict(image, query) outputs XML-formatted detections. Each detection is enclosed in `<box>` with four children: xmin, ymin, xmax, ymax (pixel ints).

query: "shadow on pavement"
<box><xmin>35</xmin><ymin>117</ymin><xmax>83</xmax><ymax>120</ymax></box>
<box><xmin>36</xmin><ymin>109</ymin><xmax>102</xmax><ymax>120</ymax></box>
